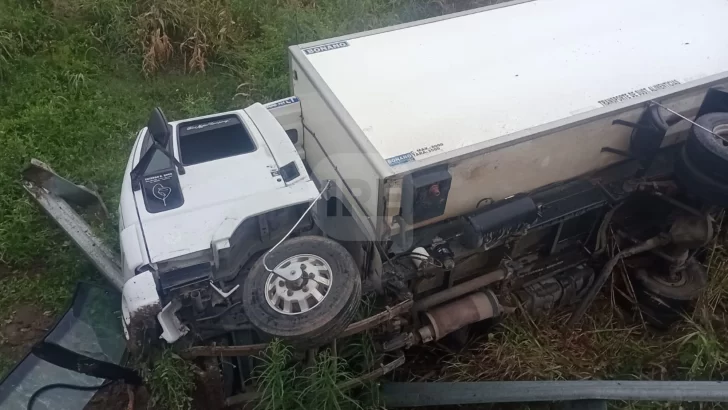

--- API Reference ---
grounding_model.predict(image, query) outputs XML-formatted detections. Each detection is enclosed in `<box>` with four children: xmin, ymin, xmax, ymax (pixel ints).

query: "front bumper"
<box><xmin>121</xmin><ymin>270</ymin><xmax>188</xmax><ymax>344</ymax></box>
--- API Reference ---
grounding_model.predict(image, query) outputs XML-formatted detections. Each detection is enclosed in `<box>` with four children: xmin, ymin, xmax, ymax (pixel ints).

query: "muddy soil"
<box><xmin>85</xmin><ymin>383</ymin><xmax>148</xmax><ymax>410</ymax></box>
<box><xmin>0</xmin><ymin>304</ymin><xmax>54</xmax><ymax>367</ymax></box>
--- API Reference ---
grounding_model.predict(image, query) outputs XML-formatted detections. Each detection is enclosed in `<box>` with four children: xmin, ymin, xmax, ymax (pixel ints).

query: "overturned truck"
<box><xmin>84</xmin><ymin>0</ymin><xmax>728</xmax><ymax>392</ymax></box>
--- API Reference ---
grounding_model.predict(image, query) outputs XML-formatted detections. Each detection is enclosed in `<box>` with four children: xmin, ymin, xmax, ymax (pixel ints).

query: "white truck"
<box><xmin>118</xmin><ymin>0</ymin><xmax>728</xmax><ymax>351</ymax></box>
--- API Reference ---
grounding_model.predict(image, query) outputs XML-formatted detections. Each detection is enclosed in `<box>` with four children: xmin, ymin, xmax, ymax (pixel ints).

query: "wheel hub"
<box><xmin>713</xmin><ymin>123</ymin><xmax>728</xmax><ymax>147</ymax></box>
<box><xmin>636</xmin><ymin>267</ymin><xmax>688</xmax><ymax>288</ymax></box>
<box><xmin>266</xmin><ymin>254</ymin><xmax>333</xmax><ymax>315</ymax></box>
<box><xmin>651</xmin><ymin>269</ymin><xmax>688</xmax><ymax>287</ymax></box>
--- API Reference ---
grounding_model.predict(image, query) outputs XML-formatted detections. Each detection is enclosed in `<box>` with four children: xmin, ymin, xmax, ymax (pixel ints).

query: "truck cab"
<box><xmin>118</xmin><ymin>102</ymin><xmax>320</xmax><ymax>343</ymax></box>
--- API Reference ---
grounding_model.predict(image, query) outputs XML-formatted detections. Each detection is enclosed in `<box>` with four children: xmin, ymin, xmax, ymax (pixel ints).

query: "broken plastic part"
<box><xmin>209</xmin><ymin>281</ymin><xmax>240</xmax><ymax>299</ymax></box>
<box><xmin>158</xmin><ymin>300</ymin><xmax>189</xmax><ymax>343</ymax></box>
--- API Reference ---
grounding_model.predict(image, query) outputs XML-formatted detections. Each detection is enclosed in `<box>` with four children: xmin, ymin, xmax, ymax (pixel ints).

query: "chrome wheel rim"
<box><xmin>265</xmin><ymin>254</ymin><xmax>333</xmax><ymax>315</ymax></box>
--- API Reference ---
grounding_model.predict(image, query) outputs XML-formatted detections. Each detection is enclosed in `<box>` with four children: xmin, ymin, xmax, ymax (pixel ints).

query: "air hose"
<box><xmin>27</xmin><ymin>380</ymin><xmax>114</xmax><ymax>410</ymax></box>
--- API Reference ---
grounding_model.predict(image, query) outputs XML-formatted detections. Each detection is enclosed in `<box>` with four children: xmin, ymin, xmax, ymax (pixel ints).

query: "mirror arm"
<box><xmin>130</xmin><ymin>147</ymin><xmax>155</xmax><ymax>188</ymax></box>
<box><xmin>153</xmin><ymin>141</ymin><xmax>186</xmax><ymax>175</ymax></box>
<box><xmin>130</xmin><ymin>143</ymin><xmax>185</xmax><ymax>188</ymax></box>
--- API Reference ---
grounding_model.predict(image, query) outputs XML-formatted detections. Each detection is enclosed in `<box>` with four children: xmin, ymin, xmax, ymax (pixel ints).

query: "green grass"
<box><xmin>255</xmin><ymin>339</ymin><xmax>366</xmax><ymax>410</ymax></box>
<box><xmin>0</xmin><ymin>356</ymin><xmax>13</xmax><ymax>379</ymax></box>
<box><xmin>143</xmin><ymin>349</ymin><xmax>197</xmax><ymax>410</ymax></box>
<box><xmin>255</xmin><ymin>339</ymin><xmax>301</xmax><ymax>410</ymax></box>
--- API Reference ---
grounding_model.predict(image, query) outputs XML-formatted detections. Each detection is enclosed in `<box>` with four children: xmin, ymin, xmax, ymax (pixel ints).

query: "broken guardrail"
<box><xmin>381</xmin><ymin>380</ymin><xmax>728</xmax><ymax>408</ymax></box>
<box><xmin>21</xmin><ymin>159</ymin><xmax>124</xmax><ymax>291</ymax></box>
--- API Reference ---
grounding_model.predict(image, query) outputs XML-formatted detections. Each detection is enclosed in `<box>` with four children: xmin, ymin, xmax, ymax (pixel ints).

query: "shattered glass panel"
<box><xmin>0</xmin><ymin>355</ymin><xmax>103</xmax><ymax>410</ymax></box>
<box><xmin>0</xmin><ymin>284</ymin><xmax>127</xmax><ymax>410</ymax></box>
<box><xmin>45</xmin><ymin>285</ymin><xmax>125</xmax><ymax>363</ymax></box>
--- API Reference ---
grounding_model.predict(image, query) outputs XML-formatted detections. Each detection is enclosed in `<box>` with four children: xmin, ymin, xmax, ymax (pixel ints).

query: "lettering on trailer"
<box><xmin>413</xmin><ymin>142</ymin><xmax>444</xmax><ymax>157</ymax></box>
<box><xmin>185</xmin><ymin>118</ymin><xmax>233</xmax><ymax>131</ymax></box>
<box><xmin>386</xmin><ymin>152</ymin><xmax>416</xmax><ymax>166</ymax></box>
<box><xmin>265</xmin><ymin>96</ymin><xmax>300</xmax><ymax>109</ymax></box>
<box><xmin>598</xmin><ymin>80</ymin><xmax>681</xmax><ymax>106</ymax></box>
<box><xmin>302</xmin><ymin>41</ymin><xmax>350</xmax><ymax>55</ymax></box>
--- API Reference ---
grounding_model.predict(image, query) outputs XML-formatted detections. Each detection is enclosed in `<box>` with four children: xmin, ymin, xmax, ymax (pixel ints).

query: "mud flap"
<box><xmin>0</xmin><ymin>283</ymin><xmax>139</xmax><ymax>409</ymax></box>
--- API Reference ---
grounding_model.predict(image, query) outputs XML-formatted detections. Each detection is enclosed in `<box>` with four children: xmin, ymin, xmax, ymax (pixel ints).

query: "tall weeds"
<box><xmin>255</xmin><ymin>340</ymin><xmax>300</xmax><ymax>410</ymax></box>
<box><xmin>143</xmin><ymin>349</ymin><xmax>197</xmax><ymax>410</ymax></box>
<box><xmin>255</xmin><ymin>340</ymin><xmax>366</xmax><ymax>410</ymax></box>
<box><xmin>135</xmin><ymin>0</ymin><xmax>242</xmax><ymax>74</ymax></box>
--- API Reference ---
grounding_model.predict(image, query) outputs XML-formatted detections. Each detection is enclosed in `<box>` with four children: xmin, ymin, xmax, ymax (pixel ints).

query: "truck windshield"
<box><xmin>177</xmin><ymin>114</ymin><xmax>256</xmax><ymax>165</ymax></box>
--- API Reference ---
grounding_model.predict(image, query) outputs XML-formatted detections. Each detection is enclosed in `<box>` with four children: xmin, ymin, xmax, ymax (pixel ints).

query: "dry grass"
<box><xmin>41</xmin><ymin>0</ymin><xmax>502</xmax><ymax>78</ymax></box>
<box><xmin>135</xmin><ymin>0</ymin><xmax>242</xmax><ymax>74</ymax></box>
<box><xmin>141</xmin><ymin>28</ymin><xmax>173</xmax><ymax>74</ymax></box>
<box><xmin>50</xmin><ymin>0</ymin><xmax>243</xmax><ymax>74</ymax></box>
<box><xmin>435</xmin><ymin>307</ymin><xmax>676</xmax><ymax>382</ymax></box>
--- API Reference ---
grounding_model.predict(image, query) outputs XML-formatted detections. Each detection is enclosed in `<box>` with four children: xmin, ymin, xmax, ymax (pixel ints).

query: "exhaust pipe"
<box><xmin>417</xmin><ymin>290</ymin><xmax>501</xmax><ymax>343</ymax></box>
<box><xmin>412</xmin><ymin>268</ymin><xmax>506</xmax><ymax>312</ymax></box>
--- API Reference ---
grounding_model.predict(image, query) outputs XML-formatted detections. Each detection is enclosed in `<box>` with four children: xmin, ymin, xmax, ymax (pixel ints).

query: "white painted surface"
<box><xmin>266</xmin><ymin>96</ymin><xmax>306</xmax><ymax>158</ymax></box>
<box><xmin>158</xmin><ymin>299</ymin><xmax>188</xmax><ymax>343</ymax></box>
<box><xmin>119</xmin><ymin>224</ymin><xmax>146</xmax><ymax>281</ymax></box>
<box><xmin>247</xmin><ymin>102</ymin><xmax>307</xmax><ymax>185</ymax></box>
<box><xmin>121</xmin><ymin>270</ymin><xmax>161</xmax><ymax>340</ymax></box>
<box><xmin>302</xmin><ymin>0</ymin><xmax>728</xmax><ymax>165</ymax></box>
<box><xmin>433</xmin><ymin>86</ymin><xmax>718</xmax><ymax>227</ymax></box>
<box><xmin>292</xmin><ymin>59</ymin><xmax>382</xmax><ymax>237</ymax></box>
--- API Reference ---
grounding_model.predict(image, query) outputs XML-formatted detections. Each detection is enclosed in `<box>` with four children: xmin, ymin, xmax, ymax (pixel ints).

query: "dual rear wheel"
<box><xmin>676</xmin><ymin>112</ymin><xmax>728</xmax><ymax>206</ymax></box>
<box><xmin>624</xmin><ymin>257</ymin><xmax>708</xmax><ymax>329</ymax></box>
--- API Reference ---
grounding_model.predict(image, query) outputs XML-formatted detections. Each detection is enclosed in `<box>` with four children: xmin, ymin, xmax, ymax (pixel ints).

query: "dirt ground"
<box><xmin>85</xmin><ymin>383</ymin><xmax>149</xmax><ymax>410</ymax></box>
<box><xmin>0</xmin><ymin>304</ymin><xmax>54</xmax><ymax>369</ymax></box>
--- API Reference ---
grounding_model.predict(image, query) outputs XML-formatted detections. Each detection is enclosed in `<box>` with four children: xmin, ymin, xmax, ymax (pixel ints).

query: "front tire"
<box><xmin>242</xmin><ymin>236</ymin><xmax>361</xmax><ymax>347</ymax></box>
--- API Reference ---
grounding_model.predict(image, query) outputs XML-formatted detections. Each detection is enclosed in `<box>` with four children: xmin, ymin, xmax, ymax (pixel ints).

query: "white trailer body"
<box><xmin>289</xmin><ymin>0</ymin><xmax>728</xmax><ymax>240</ymax></box>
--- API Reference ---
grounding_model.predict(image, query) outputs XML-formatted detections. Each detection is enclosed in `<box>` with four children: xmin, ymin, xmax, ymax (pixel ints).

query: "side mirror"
<box><xmin>130</xmin><ymin>107</ymin><xmax>185</xmax><ymax>186</ymax></box>
<box><xmin>148</xmin><ymin>107</ymin><xmax>171</xmax><ymax>146</ymax></box>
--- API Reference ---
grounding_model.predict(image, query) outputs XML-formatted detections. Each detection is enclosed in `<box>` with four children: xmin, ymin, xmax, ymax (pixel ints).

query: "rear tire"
<box><xmin>634</xmin><ymin>258</ymin><xmax>707</xmax><ymax>301</ymax></box>
<box><xmin>631</xmin><ymin>258</ymin><xmax>707</xmax><ymax>329</ymax></box>
<box><xmin>684</xmin><ymin>112</ymin><xmax>728</xmax><ymax>181</ymax></box>
<box><xmin>242</xmin><ymin>236</ymin><xmax>361</xmax><ymax>347</ymax></box>
<box><xmin>674</xmin><ymin>146</ymin><xmax>728</xmax><ymax>206</ymax></box>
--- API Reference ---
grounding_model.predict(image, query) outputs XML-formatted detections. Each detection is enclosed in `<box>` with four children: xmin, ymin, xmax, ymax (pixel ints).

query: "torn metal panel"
<box><xmin>22</xmin><ymin>159</ymin><xmax>109</xmax><ymax>215</ymax></box>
